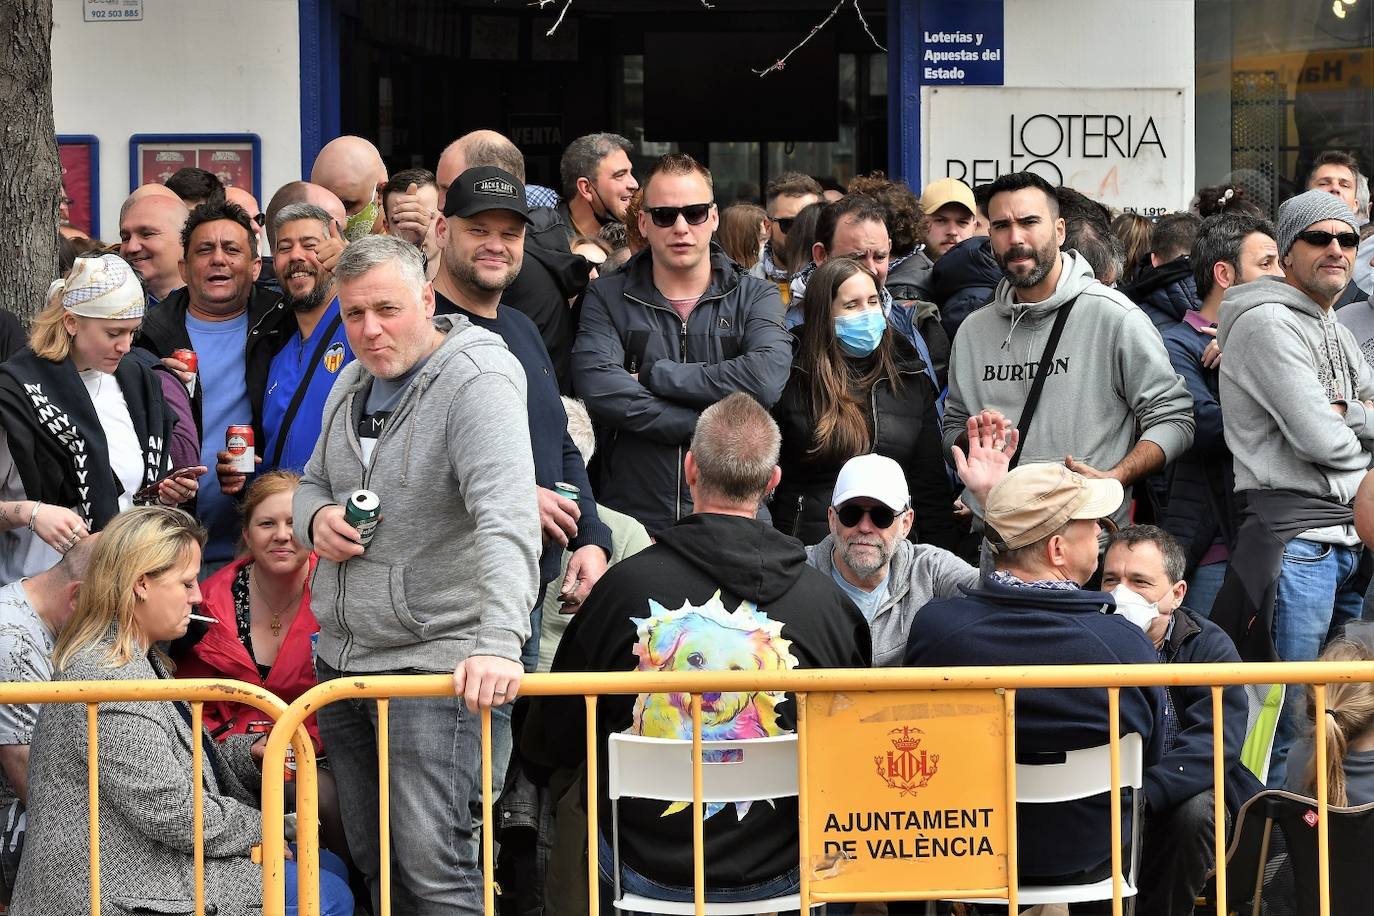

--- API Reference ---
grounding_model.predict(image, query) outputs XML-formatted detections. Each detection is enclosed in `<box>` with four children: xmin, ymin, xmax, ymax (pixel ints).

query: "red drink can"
<box><xmin>245</xmin><ymin>720</ymin><xmax>295</xmax><ymax>781</ymax></box>
<box><xmin>171</xmin><ymin>348</ymin><xmax>198</xmax><ymax>373</ymax></box>
<box><xmin>226</xmin><ymin>425</ymin><xmax>255</xmax><ymax>474</ymax></box>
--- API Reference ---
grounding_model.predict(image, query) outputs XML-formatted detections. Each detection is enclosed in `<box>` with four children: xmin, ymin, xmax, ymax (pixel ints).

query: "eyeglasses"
<box><xmin>1296</xmin><ymin>229</ymin><xmax>1359</xmax><ymax>250</ymax></box>
<box><xmin>771</xmin><ymin>217</ymin><xmax>795</xmax><ymax>234</ymax></box>
<box><xmin>251</xmin><ymin>212</ymin><xmax>266</xmax><ymax>227</ymax></box>
<box><xmin>835</xmin><ymin>503</ymin><xmax>904</xmax><ymax>529</ymax></box>
<box><xmin>645</xmin><ymin>203</ymin><xmax>713</xmax><ymax>228</ymax></box>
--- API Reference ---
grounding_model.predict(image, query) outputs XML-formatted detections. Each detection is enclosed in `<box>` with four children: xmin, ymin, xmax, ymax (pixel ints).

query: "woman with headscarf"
<box><xmin>0</xmin><ymin>254</ymin><xmax>203</xmax><ymax>581</ymax></box>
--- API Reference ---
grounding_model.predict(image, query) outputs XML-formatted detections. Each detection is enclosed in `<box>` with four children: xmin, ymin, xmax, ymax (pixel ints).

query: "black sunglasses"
<box><xmin>646</xmin><ymin>203</ymin><xmax>713</xmax><ymax>228</ymax></box>
<box><xmin>771</xmin><ymin>217</ymin><xmax>796</xmax><ymax>234</ymax></box>
<box><xmin>835</xmin><ymin>503</ymin><xmax>904</xmax><ymax>529</ymax></box>
<box><xmin>1296</xmin><ymin>229</ymin><xmax>1359</xmax><ymax>250</ymax></box>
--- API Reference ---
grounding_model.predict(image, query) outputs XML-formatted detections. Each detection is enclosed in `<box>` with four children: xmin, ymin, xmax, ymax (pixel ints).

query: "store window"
<box><xmin>1196</xmin><ymin>0</ymin><xmax>1372</xmax><ymax>216</ymax></box>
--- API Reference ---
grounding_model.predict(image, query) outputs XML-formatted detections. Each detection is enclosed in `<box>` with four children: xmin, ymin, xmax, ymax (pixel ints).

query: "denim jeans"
<box><xmin>1185</xmin><ymin>560</ymin><xmax>1227</xmax><ymax>618</ymax></box>
<box><xmin>285</xmin><ymin>847</ymin><xmax>354</xmax><ymax>916</ymax></box>
<box><xmin>315</xmin><ymin>659</ymin><xmax>484</xmax><ymax>916</ymax></box>
<box><xmin>1268</xmin><ymin>538</ymin><xmax>1364</xmax><ymax>787</ymax></box>
<box><xmin>595</xmin><ymin>831</ymin><xmax>799</xmax><ymax>915</ymax></box>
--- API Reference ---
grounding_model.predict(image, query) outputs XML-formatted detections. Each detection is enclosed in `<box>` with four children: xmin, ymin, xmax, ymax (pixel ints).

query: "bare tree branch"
<box><xmin>752</xmin><ymin>1</ymin><xmax>885</xmax><ymax>77</ymax></box>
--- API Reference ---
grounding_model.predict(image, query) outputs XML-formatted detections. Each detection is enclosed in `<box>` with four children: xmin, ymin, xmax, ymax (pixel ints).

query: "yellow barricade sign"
<box><xmin>803</xmin><ymin>689</ymin><xmax>1009</xmax><ymax>897</ymax></box>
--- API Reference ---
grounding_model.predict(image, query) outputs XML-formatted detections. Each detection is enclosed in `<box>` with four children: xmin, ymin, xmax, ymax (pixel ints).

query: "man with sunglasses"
<box><xmin>1213</xmin><ymin>188</ymin><xmax>1374</xmax><ymax>786</ymax></box>
<box><xmin>805</xmin><ymin>414</ymin><xmax>1015</xmax><ymax>667</ymax></box>
<box><xmin>748</xmin><ymin>172</ymin><xmax>822</xmax><ymax>306</ymax></box>
<box><xmin>572</xmin><ymin>153</ymin><xmax>791</xmax><ymax>537</ymax></box>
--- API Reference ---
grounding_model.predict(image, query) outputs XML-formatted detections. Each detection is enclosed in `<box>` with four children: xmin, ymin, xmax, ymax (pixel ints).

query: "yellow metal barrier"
<box><xmin>248</xmin><ymin>661</ymin><xmax>1374</xmax><ymax>915</ymax></box>
<box><xmin>0</xmin><ymin>678</ymin><xmax>309</xmax><ymax>916</ymax></box>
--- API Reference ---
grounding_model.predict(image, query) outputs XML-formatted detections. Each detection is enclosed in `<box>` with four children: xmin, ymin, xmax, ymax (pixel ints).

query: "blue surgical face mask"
<box><xmin>834</xmin><ymin>309</ymin><xmax>886</xmax><ymax>357</ymax></box>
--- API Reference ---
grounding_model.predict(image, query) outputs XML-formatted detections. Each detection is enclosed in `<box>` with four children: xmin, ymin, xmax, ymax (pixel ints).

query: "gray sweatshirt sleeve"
<box><xmin>1230</xmin><ymin>315</ymin><xmax>1371</xmax><ymax>471</ymax></box>
<box><xmin>446</xmin><ymin>370</ymin><xmax>540</xmax><ymax>661</ymax></box>
<box><xmin>1115</xmin><ymin>306</ymin><xmax>1195</xmax><ymax>462</ymax></box>
<box><xmin>941</xmin><ymin>330</ymin><xmax>974</xmax><ymax>460</ymax></box>
<box><xmin>1342</xmin><ymin>332</ymin><xmax>1374</xmax><ymax>443</ymax></box>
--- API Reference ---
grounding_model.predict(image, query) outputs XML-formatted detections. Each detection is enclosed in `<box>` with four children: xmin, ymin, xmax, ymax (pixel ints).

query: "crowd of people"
<box><xmin>0</xmin><ymin>125</ymin><xmax>1372</xmax><ymax>916</ymax></box>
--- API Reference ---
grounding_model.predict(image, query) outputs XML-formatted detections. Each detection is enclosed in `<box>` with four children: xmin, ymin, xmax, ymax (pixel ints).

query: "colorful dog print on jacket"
<box><xmin>628</xmin><ymin>592</ymin><xmax>798</xmax><ymax>818</ymax></box>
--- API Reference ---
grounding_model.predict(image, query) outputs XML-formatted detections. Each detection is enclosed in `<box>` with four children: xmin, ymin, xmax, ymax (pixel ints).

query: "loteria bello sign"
<box><xmin>803</xmin><ymin>690</ymin><xmax>1008</xmax><ymax>897</ymax></box>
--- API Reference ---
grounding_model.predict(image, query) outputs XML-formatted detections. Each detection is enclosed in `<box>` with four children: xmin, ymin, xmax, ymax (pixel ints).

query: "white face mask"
<box><xmin>1108</xmin><ymin>584</ymin><xmax>1160</xmax><ymax>632</ymax></box>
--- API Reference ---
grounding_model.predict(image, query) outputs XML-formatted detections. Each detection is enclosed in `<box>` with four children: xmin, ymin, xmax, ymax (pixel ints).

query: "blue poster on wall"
<box><xmin>918</xmin><ymin>0</ymin><xmax>1004</xmax><ymax>86</ymax></box>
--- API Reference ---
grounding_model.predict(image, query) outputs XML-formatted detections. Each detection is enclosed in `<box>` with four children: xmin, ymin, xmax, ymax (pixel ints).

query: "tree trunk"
<box><xmin>0</xmin><ymin>0</ymin><xmax>59</xmax><ymax>325</ymax></box>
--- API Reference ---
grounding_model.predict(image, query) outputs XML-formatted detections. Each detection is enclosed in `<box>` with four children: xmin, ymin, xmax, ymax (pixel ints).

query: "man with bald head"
<box><xmin>433</xmin><ymin>130</ymin><xmax>590</xmax><ymax>393</ymax></box>
<box><xmin>310</xmin><ymin>136</ymin><xmax>387</xmax><ymax>241</ymax></box>
<box><xmin>119</xmin><ymin>191</ymin><xmax>190</xmax><ymax>304</ymax></box>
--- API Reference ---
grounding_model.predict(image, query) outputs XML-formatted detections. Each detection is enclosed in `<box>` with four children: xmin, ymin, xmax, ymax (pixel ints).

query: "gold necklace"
<box><xmin>250</xmin><ymin>567</ymin><xmax>303</xmax><ymax>640</ymax></box>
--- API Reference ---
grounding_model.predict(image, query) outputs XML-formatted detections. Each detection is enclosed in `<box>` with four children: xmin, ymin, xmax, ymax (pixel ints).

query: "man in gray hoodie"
<box><xmin>942</xmin><ymin>171</ymin><xmax>1194</xmax><ymax>531</ymax></box>
<box><xmin>294</xmin><ymin>234</ymin><xmax>541</xmax><ymax>914</ymax></box>
<box><xmin>1215</xmin><ymin>188</ymin><xmax>1371</xmax><ymax>785</ymax></box>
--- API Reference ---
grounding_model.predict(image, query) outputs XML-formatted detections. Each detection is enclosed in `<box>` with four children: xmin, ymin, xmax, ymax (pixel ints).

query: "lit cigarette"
<box><xmin>188</xmin><ymin>613</ymin><xmax>218</xmax><ymax>624</ymax></box>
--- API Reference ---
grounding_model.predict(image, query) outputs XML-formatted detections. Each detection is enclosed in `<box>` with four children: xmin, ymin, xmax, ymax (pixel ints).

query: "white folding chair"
<box><xmin>606</xmin><ymin>732</ymin><xmax>817</xmax><ymax>915</ymax></box>
<box><xmin>957</xmin><ymin>732</ymin><xmax>1145</xmax><ymax>907</ymax></box>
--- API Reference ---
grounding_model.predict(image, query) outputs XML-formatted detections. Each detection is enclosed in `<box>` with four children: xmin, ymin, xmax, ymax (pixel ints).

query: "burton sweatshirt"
<box><xmin>942</xmin><ymin>250</ymin><xmax>1194</xmax><ymax>525</ymax></box>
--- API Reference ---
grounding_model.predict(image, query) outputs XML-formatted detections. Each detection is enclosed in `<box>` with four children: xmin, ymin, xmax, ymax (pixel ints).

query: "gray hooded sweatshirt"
<box><xmin>1217</xmin><ymin>276</ymin><xmax>1374</xmax><ymax>543</ymax></box>
<box><xmin>942</xmin><ymin>250</ymin><xmax>1195</xmax><ymax>526</ymax></box>
<box><xmin>295</xmin><ymin>313</ymin><xmax>540</xmax><ymax>673</ymax></box>
<box><xmin>806</xmin><ymin>535</ymin><xmax>978</xmax><ymax>667</ymax></box>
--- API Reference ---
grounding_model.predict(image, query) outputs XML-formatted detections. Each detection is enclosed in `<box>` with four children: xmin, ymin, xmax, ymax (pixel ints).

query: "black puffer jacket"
<box><xmin>509</xmin><ymin>206</ymin><xmax>591</xmax><ymax>395</ymax></box>
<box><xmin>929</xmin><ymin>236</ymin><xmax>1000</xmax><ymax>341</ymax></box>
<box><xmin>571</xmin><ymin>244</ymin><xmax>792</xmax><ymax>536</ymax></box>
<box><xmin>135</xmin><ymin>284</ymin><xmax>290</xmax><ymax>444</ymax></box>
<box><xmin>770</xmin><ymin>333</ymin><xmax>957</xmax><ymax>549</ymax></box>
<box><xmin>1122</xmin><ymin>256</ymin><xmax>1202</xmax><ymax>330</ymax></box>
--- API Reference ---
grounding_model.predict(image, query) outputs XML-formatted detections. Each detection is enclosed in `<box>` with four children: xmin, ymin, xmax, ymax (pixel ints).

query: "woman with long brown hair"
<box><xmin>770</xmin><ymin>256</ymin><xmax>955</xmax><ymax>547</ymax></box>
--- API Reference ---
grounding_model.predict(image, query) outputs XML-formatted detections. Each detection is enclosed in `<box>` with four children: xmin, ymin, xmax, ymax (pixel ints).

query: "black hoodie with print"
<box><xmin>523</xmin><ymin>512</ymin><xmax>870</xmax><ymax>889</ymax></box>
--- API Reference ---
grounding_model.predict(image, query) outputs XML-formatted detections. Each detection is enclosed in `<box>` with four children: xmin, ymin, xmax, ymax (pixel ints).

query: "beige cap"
<box><xmin>919</xmin><ymin>177</ymin><xmax>976</xmax><ymax>216</ymax></box>
<box><xmin>984</xmin><ymin>463</ymin><xmax>1123</xmax><ymax>551</ymax></box>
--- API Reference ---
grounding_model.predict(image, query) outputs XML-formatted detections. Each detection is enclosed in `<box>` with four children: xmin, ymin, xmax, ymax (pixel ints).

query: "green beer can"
<box><xmin>553</xmin><ymin>482</ymin><xmax>580</xmax><ymax>502</ymax></box>
<box><xmin>344</xmin><ymin>489</ymin><xmax>381</xmax><ymax>547</ymax></box>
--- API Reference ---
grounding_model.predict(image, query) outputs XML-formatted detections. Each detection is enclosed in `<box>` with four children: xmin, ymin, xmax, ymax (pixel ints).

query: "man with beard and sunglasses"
<box><xmin>941</xmin><ymin>171</ymin><xmax>1193</xmax><ymax>538</ymax></box>
<box><xmin>1210</xmin><ymin>189</ymin><xmax>1374</xmax><ymax>787</ymax></box>
<box><xmin>247</xmin><ymin>203</ymin><xmax>355</xmax><ymax>478</ymax></box>
<box><xmin>572</xmin><ymin>153</ymin><xmax>792</xmax><ymax>536</ymax></box>
<box><xmin>804</xmin><ymin>414</ymin><xmax>1015</xmax><ymax>666</ymax></box>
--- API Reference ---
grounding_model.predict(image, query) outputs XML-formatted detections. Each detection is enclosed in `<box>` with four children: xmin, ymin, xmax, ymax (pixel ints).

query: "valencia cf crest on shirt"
<box><xmin>323</xmin><ymin>342</ymin><xmax>346</xmax><ymax>374</ymax></box>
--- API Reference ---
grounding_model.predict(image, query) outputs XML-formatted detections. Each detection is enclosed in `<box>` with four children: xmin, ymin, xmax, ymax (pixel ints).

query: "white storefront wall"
<box><xmin>921</xmin><ymin>0</ymin><xmax>1196</xmax><ymax>214</ymax></box>
<box><xmin>51</xmin><ymin>0</ymin><xmax>302</xmax><ymax>242</ymax></box>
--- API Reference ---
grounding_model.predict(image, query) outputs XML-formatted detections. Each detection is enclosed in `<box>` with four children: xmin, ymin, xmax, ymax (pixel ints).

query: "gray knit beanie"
<box><xmin>1277</xmin><ymin>189</ymin><xmax>1360</xmax><ymax>256</ymax></box>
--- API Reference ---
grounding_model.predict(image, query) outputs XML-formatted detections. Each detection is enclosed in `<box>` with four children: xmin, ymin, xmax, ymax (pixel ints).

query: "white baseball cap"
<box><xmin>831</xmin><ymin>454</ymin><xmax>910</xmax><ymax>512</ymax></box>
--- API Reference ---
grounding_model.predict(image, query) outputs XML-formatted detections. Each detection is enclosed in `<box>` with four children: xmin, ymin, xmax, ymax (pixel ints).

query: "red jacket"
<box><xmin>176</xmin><ymin>555</ymin><xmax>323</xmax><ymax>750</ymax></box>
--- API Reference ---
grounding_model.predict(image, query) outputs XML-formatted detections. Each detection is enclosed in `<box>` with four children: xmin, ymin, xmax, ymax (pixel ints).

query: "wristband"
<box><xmin>27</xmin><ymin>501</ymin><xmax>42</xmax><ymax>532</ymax></box>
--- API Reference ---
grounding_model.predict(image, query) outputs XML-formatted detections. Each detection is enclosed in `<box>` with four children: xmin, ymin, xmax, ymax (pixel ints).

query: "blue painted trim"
<box><xmin>128</xmin><ymin>133</ymin><xmax>263</xmax><ymax>203</ymax></box>
<box><xmin>57</xmin><ymin>134</ymin><xmax>100</xmax><ymax>239</ymax></box>
<box><xmin>299</xmin><ymin>0</ymin><xmax>341</xmax><ymax>179</ymax></box>
<box><xmin>887</xmin><ymin>0</ymin><xmax>921</xmax><ymax>185</ymax></box>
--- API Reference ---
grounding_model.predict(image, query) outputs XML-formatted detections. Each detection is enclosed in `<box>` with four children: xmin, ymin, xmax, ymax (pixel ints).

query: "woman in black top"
<box><xmin>771</xmin><ymin>257</ymin><xmax>956</xmax><ymax>547</ymax></box>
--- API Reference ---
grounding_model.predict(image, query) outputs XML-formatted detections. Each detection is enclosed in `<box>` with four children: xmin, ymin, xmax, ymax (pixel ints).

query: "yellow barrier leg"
<box><xmin>585</xmin><ymin>696</ymin><xmax>600</xmax><ymax>916</ymax></box>
<box><xmin>1315</xmin><ymin>684</ymin><xmax>1330</xmax><ymax>916</ymax></box>
<box><xmin>1211</xmin><ymin>687</ymin><xmax>1227</xmax><ymax>916</ymax></box>
<box><xmin>87</xmin><ymin>703</ymin><xmax>100</xmax><ymax>916</ymax></box>
<box><xmin>1000</xmin><ymin>688</ymin><xmax>1018</xmax><ymax>912</ymax></box>
<box><xmin>796</xmin><ymin>693</ymin><xmax>810</xmax><ymax>914</ymax></box>
<box><xmin>691</xmin><ymin>694</ymin><xmax>704</xmax><ymax>916</ymax></box>
<box><xmin>378</xmin><ymin>698</ymin><xmax>391</xmax><ymax>916</ymax></box>
<box><xmin>1108</xmin><ymin>687</ymin><xmax>1122</xmax><ymax>916</ymax></box>
<box><xmin>192</xmin><ymin>703</ymin><xmax>205</xmax><ymax>916</ymax></box>
<box><xmin>293</xmin><ymin>729</ymin><xmax>320</xmax><ymax>916</ymax></box>
<box><xmin>482</xmin><ymin>706</ymin><xmax>494</xmax><ymax>916</ymax></box>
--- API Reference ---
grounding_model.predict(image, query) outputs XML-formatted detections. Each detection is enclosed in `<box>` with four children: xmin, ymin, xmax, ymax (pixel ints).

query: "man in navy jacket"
<box><xmin>906</xmin><ymin>463</ymin><xmax>1163</xmax><ymax>908</ymax></box>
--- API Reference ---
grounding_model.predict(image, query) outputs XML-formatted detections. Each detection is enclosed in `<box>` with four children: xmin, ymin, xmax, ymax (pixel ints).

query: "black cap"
<box><xmin>441</xmin><ymin>166</ymin><xmax>532</xmax><ymax>222</ymax></box>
